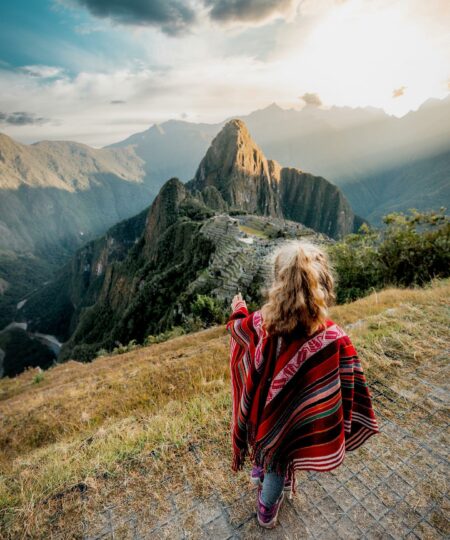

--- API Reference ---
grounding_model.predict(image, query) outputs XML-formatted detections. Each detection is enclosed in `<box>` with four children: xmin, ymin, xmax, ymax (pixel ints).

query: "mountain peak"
<box><xmin>213</xmin><ymin>118</ymin><xmax>250</xmax><ymax>142</ymax></box>
<box><xmin>188</xmin><ymin>119</ymin><xmax>281</xmax><ymax>216</ymax></box>
<box><xmin>144</xmin><ymin>177</ymin><xmax>187</xmax><ymax>256</ymax></box>
<box><xmin>195</xmin><ymin>118</ymin><xmax>268</xmax><ymax>176</ymax></box>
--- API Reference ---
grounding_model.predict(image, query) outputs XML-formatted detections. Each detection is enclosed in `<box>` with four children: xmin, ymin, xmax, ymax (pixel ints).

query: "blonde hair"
<box><xmin>261</xmin><ymin>240</ymin><xmax>335</xmax><ymax>337</ymax></box>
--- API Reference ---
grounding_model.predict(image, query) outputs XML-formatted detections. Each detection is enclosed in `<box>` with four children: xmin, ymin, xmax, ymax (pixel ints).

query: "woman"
<box><xmin>227</xmin><ymin>240</ymin><xmax>380</xmax><ymax>529</ymax></box>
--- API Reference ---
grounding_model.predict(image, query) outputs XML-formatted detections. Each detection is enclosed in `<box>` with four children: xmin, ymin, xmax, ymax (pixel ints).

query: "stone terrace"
<box><xmin>189</xmin><ymin>214</ymin><xmax>329</xmax><ymax>303</ymax></box>
<box><xmin>83</xmin><ymin>353</ymin><xmax>449</xmax><ymax>539</ymax></box>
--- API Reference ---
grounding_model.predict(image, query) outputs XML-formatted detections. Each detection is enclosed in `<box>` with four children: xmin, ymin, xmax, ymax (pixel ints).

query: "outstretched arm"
<box><xmin>227</xmin><ymin>293</ymin><xmax>250</xmax><ymax>347</ymax></box>
<box><xmin>231</xmin><ymin>292</ymin><xmax>248</xmax><ymax>316</ymax></box>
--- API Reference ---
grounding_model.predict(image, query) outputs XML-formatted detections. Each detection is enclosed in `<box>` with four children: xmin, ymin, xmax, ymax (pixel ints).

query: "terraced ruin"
<box><xmin>192</xmin><ymin>214</ymin><xmax>330</xmax><ymax>301</ymax></box>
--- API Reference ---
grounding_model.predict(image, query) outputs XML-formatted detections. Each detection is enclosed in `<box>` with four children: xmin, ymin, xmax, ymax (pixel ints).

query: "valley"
<box><xmin>1</xmin><ymin>98</ymin><xmax>449</xmax><ymax>377</ymax></box>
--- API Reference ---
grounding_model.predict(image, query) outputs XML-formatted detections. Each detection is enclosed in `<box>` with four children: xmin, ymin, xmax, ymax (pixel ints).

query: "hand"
<box><xmin>231</xmin><ymin>292</ymin><xmax>246</xmax><ymax>311</ymax></box>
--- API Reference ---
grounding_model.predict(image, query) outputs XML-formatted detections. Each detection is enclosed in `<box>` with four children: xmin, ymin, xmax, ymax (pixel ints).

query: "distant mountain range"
<box><xmin>0</xmin><ymin>95</ymin><xmax>449</xmax><ymax>346</ymax></box>
<box><xmin>9</xmin><ymin>119</ymin><xmax>354</xmax><ymax>372</ymax></box>
<box><xmin>110</xmin><ymin>95</ymin><xmax>450</xmax><ymax>207</ymax></box>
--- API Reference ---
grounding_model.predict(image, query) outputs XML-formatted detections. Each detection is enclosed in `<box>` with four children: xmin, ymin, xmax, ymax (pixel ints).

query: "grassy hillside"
<box><xmin>0</xmin><ymin>279</ymin><xmax>449</xmax><ymax>538</ymax></box>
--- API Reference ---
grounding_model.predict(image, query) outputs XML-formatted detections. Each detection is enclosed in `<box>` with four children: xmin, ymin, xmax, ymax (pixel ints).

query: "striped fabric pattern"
<box><xmin>227</xmin><ymin>305</ymin><xmax>380</xmax><ymax>492</ymax></box>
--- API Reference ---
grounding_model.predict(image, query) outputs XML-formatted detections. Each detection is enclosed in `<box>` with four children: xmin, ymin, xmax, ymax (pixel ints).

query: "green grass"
<box><xmin>238</xmin><ymin>224</ymin><xmax>268</xmax><ymax>238</ymax></box>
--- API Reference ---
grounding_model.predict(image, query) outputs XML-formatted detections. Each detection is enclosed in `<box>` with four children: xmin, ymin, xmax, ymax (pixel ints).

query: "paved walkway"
<box><xmin>83</xmin><ymin>360</ymin><xmax>449</xmax><ymax>539</ymax></box>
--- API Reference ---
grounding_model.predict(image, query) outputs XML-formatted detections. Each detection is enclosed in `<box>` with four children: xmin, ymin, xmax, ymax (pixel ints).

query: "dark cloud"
<box><xmin>300</xmin><ymin>92</ymin><xmax>322</xmax><ymax>107</ymax></box>
<box><xmin>392</xmin><ymin>86</ymin><xmax>406</xmax><ymax>98</ymax></box>
<box><xmin>74</xmin><ymin>0</ymin><xmax>196</xmax><ymax>35</ymax></box>
<box><xmin>72</xmin><ymin>0</ymin><xmax>296</xmax><ymax>33</ymax></box>
<box><xmin>110</xmin><ymin>100</ymin><xmax>126</xmax><ymax>104</ymax></box>
<box><xmin>205</xmin><ymin>0</ymin><xmax>295</xmax><ymax>23</ymax></box>
<box><xmin>0</xmin><ymin>111</ymin><xmax>51</xmax><ymax>126</ymax></box>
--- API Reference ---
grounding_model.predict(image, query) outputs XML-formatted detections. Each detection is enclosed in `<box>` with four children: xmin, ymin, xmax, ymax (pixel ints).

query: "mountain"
<box><xmin>3</xmin><ymin>96</ymin><xmax>449</xmax><ymax>328</ymax></box>
<box><xmin>187</xmin><ymin>119</ymin><xmax>360</xmax><ymax>237</ymax></box>
<box><xmin>110</xmin><ymin>96</ymin><xmax>450</xmax><ymax>220</ymax></box>
<box><xmin>0</xmin><ymin>133</ymin><xmax>156</xmax><ymax>328</ymax></box>
<box><xmin>243</xmin><ymin>98</ymin><xmax>450</xmax><ymax>182</ymax></box>
<box><xmin>187</xmin><ymin>119</ymin><xmax>282</xmax><ymax>216</ymax></box>
<box><xmin>13</xmin><ymin>119</ymin><xmax>354</xmax><ymax>370</ymax></box>
<box><xmin>108</xmin><ymin>120</ymin><xmax>219</xmax><ymax>191</ymax></box>
<box><xmin>341</xmin><ymin>149</ymin><xmax>450</xmax><ymax>223</ymax></box>
<box><xmin>0</xmin><ymin>133</ymin><xmax>152</xmax><ymax>255</ymax></box>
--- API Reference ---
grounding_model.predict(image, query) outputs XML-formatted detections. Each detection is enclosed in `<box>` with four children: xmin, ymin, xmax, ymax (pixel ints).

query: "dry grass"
<box><xmin>0</xmin><ymin>279</ymin><xmax>449</xmax><ymax>538</ymax></box>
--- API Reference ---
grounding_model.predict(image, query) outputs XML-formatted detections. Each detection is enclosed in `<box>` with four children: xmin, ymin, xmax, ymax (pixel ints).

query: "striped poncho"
<box><xmin>227</xmin><ymin>302</ymin><xmax>380</xmax><ymax>492</ymax></box>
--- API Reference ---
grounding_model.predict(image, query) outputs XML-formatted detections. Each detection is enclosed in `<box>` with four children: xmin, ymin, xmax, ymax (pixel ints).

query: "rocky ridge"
<box><xmin>14</xmin><ymin>119</ymin><xmax>352</xmax><ymax>368</ymax></box>
<box><xmin>187</xmin><ymin>119</ymin><xmax>360</xmax><ymax>238</ymax></box>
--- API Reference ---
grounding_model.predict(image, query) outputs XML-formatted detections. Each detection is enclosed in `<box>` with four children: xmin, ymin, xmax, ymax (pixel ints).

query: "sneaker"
<box><xmin>256</xmin><ymin>486</ymin><xmax>285</xmax><ymax>529</ymax></box>
<box><xmin>250</xmin><ymin>465</ymin><xmax>264</xmax><ymax>486</ymax></box>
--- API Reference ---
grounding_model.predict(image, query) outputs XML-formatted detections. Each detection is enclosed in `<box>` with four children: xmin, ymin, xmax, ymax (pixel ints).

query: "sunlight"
<box><xmin>285</xmin><ymin>1</ymin><xmax>448</xmax><ymax>115</ymax></box>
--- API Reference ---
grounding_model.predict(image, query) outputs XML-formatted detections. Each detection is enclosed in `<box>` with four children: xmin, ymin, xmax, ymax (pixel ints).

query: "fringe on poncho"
<box><xmin>227</xmin><ymin>302</ymin><xmax>380</xmax><ymax>494</ymax></box>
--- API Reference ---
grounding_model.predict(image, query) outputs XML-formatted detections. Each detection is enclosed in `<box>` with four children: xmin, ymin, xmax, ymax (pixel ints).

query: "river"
<box><xmin>0</xmin><ymin>321</ymin><xmax>63</xmax><ymax>355</ymax></box>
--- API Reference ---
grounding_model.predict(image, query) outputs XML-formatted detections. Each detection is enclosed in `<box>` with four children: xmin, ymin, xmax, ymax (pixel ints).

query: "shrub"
<box><xmin>144</xmin><ymin>327</ymin><xmax>186</xmax><ymax>345</ymax></box>
<box><xmin>190</xmin><ymin>295</ymin><xmax>226</xmax><ymax>325</ymax></box>
<box><xmin>112</xmin><ymin>340</ymin><xmax>139</xmax><ymax>356</ymax></box>
<box><xmin>33</xmin><ymin>371</ymin><xmax>45</xmax><ymax>384</ymax></box>
<box><xmin>329</xmin><ymin>209</ymin><xmax>449</xmax><ymax>303</ymax></box>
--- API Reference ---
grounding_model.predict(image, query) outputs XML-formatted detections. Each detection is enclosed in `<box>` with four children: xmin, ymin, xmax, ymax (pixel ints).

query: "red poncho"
<box><xmin>227</xmin><ymin>302</ymin><xmax>380</xmax><ymax>493</ymax></box>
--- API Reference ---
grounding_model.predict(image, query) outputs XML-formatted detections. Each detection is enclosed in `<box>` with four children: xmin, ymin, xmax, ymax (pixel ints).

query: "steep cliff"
<box><xmin>22</xmin><ymin>208</ymin><xmax>149</xmax><ymax>341</ymax></box>
<box><xmin>11</xmin><ymin>119</ymin><xmax>358</xmax><ymax>370</ymax></box>
<box><xmin>279</xmin><ymin>168</ymin><xmax>356</xmax><ymax>239</ymax></box>
<box><xmin>188</xmin><ymin>119</ymin><xmax>282</xmax><ymax>217</ymax></box>
<box><xmin>58</xmin><ymin>179</ymin><xmax>217</xmax><ymax>361</ymax></box>
<box><xmin>187</xmin><ymin>119</ymin><xmax>359</xmax><ymax>238</ymax></box>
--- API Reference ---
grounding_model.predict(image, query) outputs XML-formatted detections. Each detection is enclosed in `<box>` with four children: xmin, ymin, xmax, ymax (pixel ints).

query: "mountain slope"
<box><xmin>0</xmin><ymin>133</ymin><xmax>157</xmax><ymax>328</ymax></box>
<box><xmin>0</xmin><ymin>133</ymin><xmax>152</xmax><ymax>255</ymax></box>
<box><xmin>341</xmin><ymin>149</ymin><xmax>450</xmax><ymax>224</ymax></box>
<box><xmin>1</xmin><ymin>279</ymin><xmax>448</xmax><ymax>538</ymax></box>
<box><xmin>108</xmin><ymin>120</ymin><xmax>219</xmax><ymax>190</ymax></box>
<box><xmin>18</xmin><ymin>119</ymin><xmax>354</xmax><ymax>367</ymax></box>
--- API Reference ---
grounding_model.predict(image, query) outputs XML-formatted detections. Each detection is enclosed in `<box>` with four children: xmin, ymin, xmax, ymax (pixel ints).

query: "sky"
<box><xmin>0</xmin><ymin>0</ymin><xmax>449</xmax><ymax>147</ymax></box>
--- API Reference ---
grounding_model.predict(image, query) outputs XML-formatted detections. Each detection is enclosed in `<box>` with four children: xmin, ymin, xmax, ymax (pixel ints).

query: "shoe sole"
<box><xmin>257</xmin><ymin>492</ymin><xmax>285</xmax><ymax>529</ymax></box>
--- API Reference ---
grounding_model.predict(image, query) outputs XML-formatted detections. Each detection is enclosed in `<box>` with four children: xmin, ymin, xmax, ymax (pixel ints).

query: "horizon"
<box><xmin>1</xmin><ymin>94</ymin><xmax>449</xmax><ymax>149</ymax></box>
<box><xmin>1</xmin><ymin>0</ymin><xmax>449</xmax><ymax>147</ymax></box>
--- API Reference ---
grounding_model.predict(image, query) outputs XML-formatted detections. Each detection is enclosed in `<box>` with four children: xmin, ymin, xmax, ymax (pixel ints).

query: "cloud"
<box><xmin>300</xmin><ymin>92</ymin><xmax>322</xmax><ymax>106</ymax></box>
<box><xmin>110</xmin><ymin>99</ymin><xmax>126</xmax><ymax>104</ymax></box>
<box><xmin>72</xmin><ymin>0</ymin><xmax>197</xmax><ymax>35</ymax></box>
<box><xmin>0</xmin><ymin>111</ymin><xmax>52</xmax><ymax>126</ymax></box>
<box><xmin>69</xmin><ymin>0</ymin><xmax>299</xmax><ymax>34</ymax></box>
<box><xmin>20</xmin><ymin>65</ymin><xmax>66</xmax><ymax>78</ymax></box>
<box><xmin>205</xmin><ymin>0</ymin><xmax>298</xmax><ymax>24</ymax></box>
<box><xmin>392</xmin><ymin>86</ymin><xmax>406</xmax><ymax>98</ymax></box>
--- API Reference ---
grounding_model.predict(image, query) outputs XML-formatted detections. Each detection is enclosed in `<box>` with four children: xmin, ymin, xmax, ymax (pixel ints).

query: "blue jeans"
<box><xmin>261</xmin><ymin>469</ymin><xmax>286</xmax><ymax>506</ymax></box>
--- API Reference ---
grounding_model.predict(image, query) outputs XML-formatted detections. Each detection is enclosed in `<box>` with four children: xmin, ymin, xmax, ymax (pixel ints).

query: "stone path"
<box><xmin>83</xmin><ymin>360</ymin><xmax>449</xmax><ymax>539</ymax></box>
